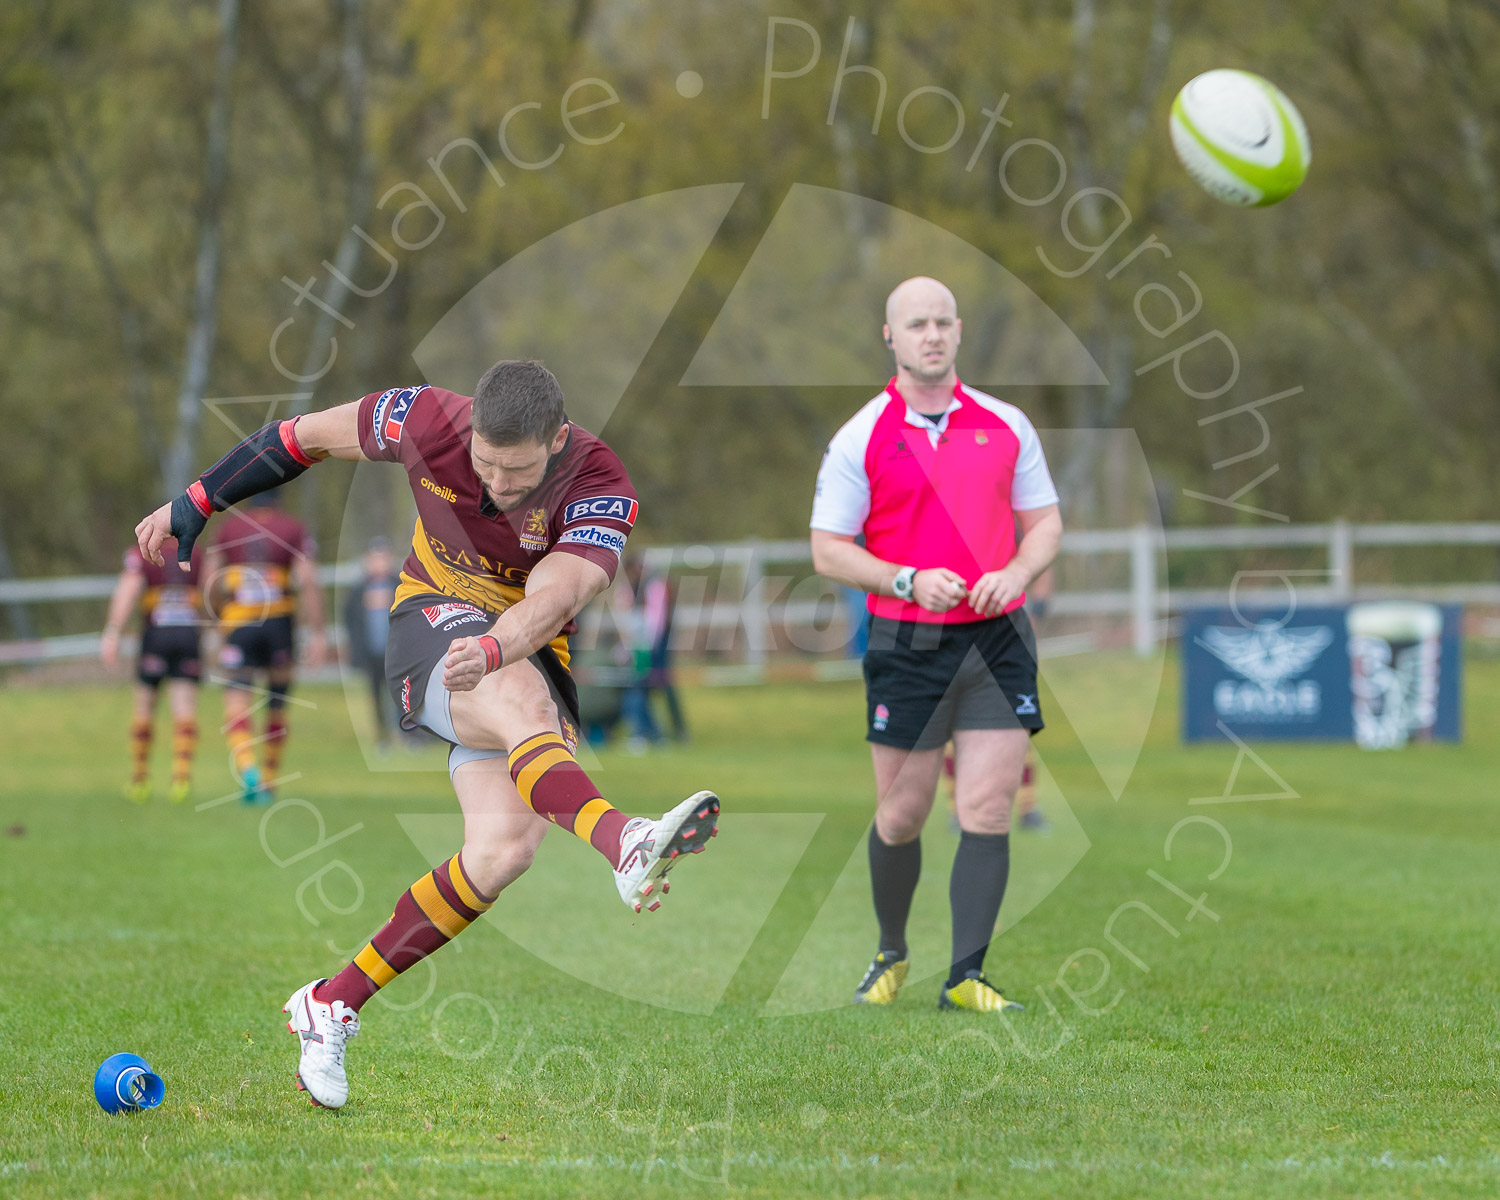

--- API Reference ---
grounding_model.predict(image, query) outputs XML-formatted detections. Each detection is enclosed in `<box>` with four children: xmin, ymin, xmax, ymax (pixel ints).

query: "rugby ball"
<box><xmin>1169</xmin><ymin>69</ymin><xmax>1311</xmax><ymax>207</ymax></box>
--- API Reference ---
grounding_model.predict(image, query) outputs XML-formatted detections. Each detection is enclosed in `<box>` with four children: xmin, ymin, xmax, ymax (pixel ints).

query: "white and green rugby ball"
<box><xmin>1170</xmin><ymin>69</ymin><xmax>1311</xmax><ymax>207</ymax></box>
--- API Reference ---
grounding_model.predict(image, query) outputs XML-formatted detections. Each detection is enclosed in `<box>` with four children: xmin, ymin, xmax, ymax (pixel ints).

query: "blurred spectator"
<box><xmin>843</xmin><ymin>585</ymin><xmax>870</xmax><ymax>657</ymax></box>
<box><xmin>343</xmin><ymin>538</ymin><xmax>399</xmax><ymax>749</ymax></box>
<box><xmin>615</xmin><ymin>557</ymin><xmax>688</xmax><ymax>751</ymax></box>
<box><xmin>641</xmin><ymin>565</ymin><xmax>688</xmax><ymax>743</ymax></box>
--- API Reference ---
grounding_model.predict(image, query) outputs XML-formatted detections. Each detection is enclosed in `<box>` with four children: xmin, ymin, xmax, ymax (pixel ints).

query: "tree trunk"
<box><xmin>164</xmin><ymin>0</ymin><xmax>242</xmax><ymax>496</ymax></box>
<box><xmin>291</xmin><ymin>0</ymin><xmax>373</xmax><ymax>533</ymax></box>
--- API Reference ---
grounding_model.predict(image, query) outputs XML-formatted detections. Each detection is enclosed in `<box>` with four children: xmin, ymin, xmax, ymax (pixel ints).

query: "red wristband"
<box><xmin>278</xmin><ymin>418</ymin><xmax>317</xmax><ymax>467</ymax></box>
<box><xmin>186</xmin><ymin>480</ymin><xmax>212</xmax><ymax>518</ymax></box>
<box><xmin>477</xmin><ymin>635</ymin><xmax>502</xmax><ymax>674</ymax></box>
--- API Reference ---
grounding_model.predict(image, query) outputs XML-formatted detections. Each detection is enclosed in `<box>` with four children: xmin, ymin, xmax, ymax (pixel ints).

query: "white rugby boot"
<box><xmin>613</xmin><ymin>791</ymin><xmax>720</xmax><ymax>913</ymax></box>
<box><xmin>283</xmin><ymin>979</ymin><xmax>360</xmax><ymax>1108</ymax></box>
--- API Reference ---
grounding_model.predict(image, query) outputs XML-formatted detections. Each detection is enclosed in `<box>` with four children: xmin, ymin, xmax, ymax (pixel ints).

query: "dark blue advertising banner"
<box><xmin>1182</xmin><ymin>604</ymin><xmax>1463</xmax><ymax>745</ymax></box>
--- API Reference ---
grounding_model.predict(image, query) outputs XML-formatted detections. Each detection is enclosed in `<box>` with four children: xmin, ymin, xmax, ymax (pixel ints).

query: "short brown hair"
<box><xmin>471</xmin><ymin>360</ymin><xmax>565</xmax><ymax>445</ymax></box>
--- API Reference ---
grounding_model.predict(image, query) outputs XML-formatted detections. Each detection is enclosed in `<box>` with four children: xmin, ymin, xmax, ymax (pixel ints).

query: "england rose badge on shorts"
<box><xmin>873</xmin><ymin>703</ymin><xmax>890</xmax><ymax>732</ymax></box>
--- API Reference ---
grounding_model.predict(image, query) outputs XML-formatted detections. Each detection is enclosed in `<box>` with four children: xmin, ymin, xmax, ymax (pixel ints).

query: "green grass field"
<box><xmin>2</xmin><ymin>658</ymin><xmax>1498</xmax><ymax>1199</ymax></box>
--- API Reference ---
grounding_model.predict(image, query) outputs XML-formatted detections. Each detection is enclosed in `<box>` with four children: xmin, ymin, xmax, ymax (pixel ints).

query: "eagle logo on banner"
<box><xmin>1197</xmin><ymin>623</ymin><xmax>1335</xmax><ymax>689</ymax></box>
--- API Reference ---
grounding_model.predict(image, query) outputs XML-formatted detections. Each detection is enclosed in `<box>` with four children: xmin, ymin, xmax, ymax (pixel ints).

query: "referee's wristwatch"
<box><xmin>891</xmin><ymin>566</ymin><xmax>918</xmax><ymax>601</ymax></box>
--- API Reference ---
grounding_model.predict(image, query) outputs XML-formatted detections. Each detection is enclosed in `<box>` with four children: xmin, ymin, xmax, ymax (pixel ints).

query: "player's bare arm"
<box><xmin>810</xmin><ymin>530</ymin><xmax>969</xmax><ymax>613</ymax></box>
<box><xmin>443</xmin><ymin>551</ymin><xmax>610</xmax><ymax>692</ymax></box>
<box><xmin>292</xmin><ymin>553</ymin><xmax>329</xmax><ymax>667</ymax></box>
<box><xmin>100</xmin><ymin>566</ymin><xmax>147</xmax><ymax>668</ymax></box>
<box><xmin>134</xmin><ymin>401</ymin><xmax>367</xmax><ymax>570</ymax></box>
<box><xmin>967</xmin><ymin>504</ymin><xmax>1063</xmax><ymax>618</ymax></box>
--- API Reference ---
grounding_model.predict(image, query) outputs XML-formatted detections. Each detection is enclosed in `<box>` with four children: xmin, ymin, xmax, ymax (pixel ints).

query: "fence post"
<box><xmin>1131</xmin><ymin>523</ymin><xmax>1156</xmax><ymax>657</ymax></box>
<box><xmin>744</xmin><ymin>541</ymin><xmax>767</xmax><ymax>674</ymax></box>
<box><xmin>1330</xmin><ymin>519</ymin><xmax>1353</xmax><ymax>603</ymax></box>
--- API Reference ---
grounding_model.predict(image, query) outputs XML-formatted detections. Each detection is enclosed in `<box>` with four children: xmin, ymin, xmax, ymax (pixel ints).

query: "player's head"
<box><xmin>469</xmin><ymin>360</ymin><xmax>570</xmax><ymax>512</ymax></box>
<box><xmin>248</xmin><ymin>487</ymin><xmax>284</xmax><ymax>509</ymax></box>
<box><xmin>363</xmin><ymin>536</ymin><xmax>392</xmax><ymax>576</ymax></box>
<box><xmin>883</xmin><ymin>276</ymin><xmax>961</xmax><ymax>385</ymax></box>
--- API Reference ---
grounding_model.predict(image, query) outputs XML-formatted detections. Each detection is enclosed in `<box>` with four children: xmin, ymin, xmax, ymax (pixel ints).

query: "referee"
<box><xmin>810</xmin><ymin>276</ymin><xmax>1062</xmax><ymax>1013</ymax></box>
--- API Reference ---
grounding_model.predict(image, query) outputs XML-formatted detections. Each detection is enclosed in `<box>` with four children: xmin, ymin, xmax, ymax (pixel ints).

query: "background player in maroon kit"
<box><xmin>203</xmin><ymin>491</ymin><xmax>326</xmax><ymax>805</ymax></box>
<box><xmin>133</xmin><ymin>359</ymin><xmax>718</xmax><ymax>1110</ymax></box>
<box><xmin>101</xmin><ymin>545</ymin><xmax>205</xmax><ymax>804</ymax></box>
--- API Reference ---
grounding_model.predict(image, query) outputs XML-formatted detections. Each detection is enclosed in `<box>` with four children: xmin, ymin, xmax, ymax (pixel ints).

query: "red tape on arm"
<box><xmin>478</xmin><ymin>635</ymin><xmax>502</xmax><ymax>675</ymax></box>
<box><xmin>278</xmin><ymin>418</ymin><xmax>317</xmax><ymax>467</ymax></box>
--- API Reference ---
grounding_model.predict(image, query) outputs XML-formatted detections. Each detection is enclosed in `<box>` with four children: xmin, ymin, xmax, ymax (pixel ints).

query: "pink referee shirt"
<box><xmin>811</xmin><ymin>379</ymin><xmax>1058</xmax><ymax>625</ymax></box>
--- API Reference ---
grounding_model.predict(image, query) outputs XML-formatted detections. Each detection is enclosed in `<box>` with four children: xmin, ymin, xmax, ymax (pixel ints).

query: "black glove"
<box><xmin>168</xmin><ymin>491</ymin><xmax>210</xmax><ymax>566</ymax></box>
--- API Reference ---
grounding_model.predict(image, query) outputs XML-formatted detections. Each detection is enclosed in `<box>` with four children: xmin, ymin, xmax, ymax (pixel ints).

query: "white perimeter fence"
<box><xmin>3</xmin><ymin>520</ymin><xmax>1499</xmax><ymax>669</ymax></box>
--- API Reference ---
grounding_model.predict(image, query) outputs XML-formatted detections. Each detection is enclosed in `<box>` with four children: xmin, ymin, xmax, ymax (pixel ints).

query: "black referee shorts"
<box><xmin>863</xmin><ymin>609</ymin><xmax>1043</xmax><ymax>751</ymax></box>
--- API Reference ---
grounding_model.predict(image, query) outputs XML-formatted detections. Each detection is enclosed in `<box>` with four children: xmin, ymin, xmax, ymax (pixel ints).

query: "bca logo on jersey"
<box><xmin>373</xmin><ymin>385</ymin><xmax>427</xmax><ymax>449</ymax></box>
<box><xmin>563</xmin><ymin>495</ymin><xmax>638</xmax><ymax>526</ymax></box>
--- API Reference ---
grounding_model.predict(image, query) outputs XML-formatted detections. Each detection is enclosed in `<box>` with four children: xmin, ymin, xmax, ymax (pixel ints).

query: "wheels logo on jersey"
<box><xmin>562</xmin><ymin>496</ymin><xmax>638</xmax><ymax>527</ymax></box>
<box><xmin>372</xmin><ymin>385</ymin><xmax>428</xmax><ymax>450</ymax></box>
<box><xmin>556</xmin><ymin>525</ymin><xmax>627</xmax><ymax>556</ymax></box>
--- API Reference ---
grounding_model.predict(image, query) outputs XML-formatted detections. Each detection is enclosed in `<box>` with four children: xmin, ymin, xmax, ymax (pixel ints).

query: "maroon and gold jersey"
<box><xmin>212</xmin><ymin>507</ymin><xmax>317</xmax><ymax>630</ymax></box>
<box><xmin>124</xmin><ymin>546</ymin><xmax>203</xmax><ymax>629</ymax></box>
<box><xmin>354</xmin><ymin>385</ymin><xmax>637</xmax><ymax>639</ymax></box>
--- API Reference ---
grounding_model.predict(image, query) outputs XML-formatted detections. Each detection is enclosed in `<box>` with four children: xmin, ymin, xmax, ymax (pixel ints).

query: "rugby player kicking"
<box><xmin>135</xmin><ymin>360</ymin><xmax>719</xmax><ymax>1108</ymax></box>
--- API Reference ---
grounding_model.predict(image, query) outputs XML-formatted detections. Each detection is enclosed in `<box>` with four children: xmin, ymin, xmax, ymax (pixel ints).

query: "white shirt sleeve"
<box><xmin>1008</xmin><ymin>409</ymin><xmax>1060</xmax><ymax>512</ymax></box>
<box><xmin>809</xmin><ymin>406</ymin><xmax>877</xmax><ymax>535</ymax></box>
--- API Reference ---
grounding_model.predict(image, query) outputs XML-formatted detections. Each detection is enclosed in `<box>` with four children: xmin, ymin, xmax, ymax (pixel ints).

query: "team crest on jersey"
<box><xmin>562</xmin><ymin>495</ymin><xmax>639</xmax><ymax>526</ymax></box>
<box><xmin>372</xmin><ymin>385</ymin><xmax>427</xmax><ymax>449</ymax></box>
<box><xmin>520</xmin><ymin>507</ymin><xmax>549</xmax><ymax>551</ymax></box>
<box><xmin>975</xmin><ymin>431</ymin><xmax>989</xmax><ymax>445</ymax></box>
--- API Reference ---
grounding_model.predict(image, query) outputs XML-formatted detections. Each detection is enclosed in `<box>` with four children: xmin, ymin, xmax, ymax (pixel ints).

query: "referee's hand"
<box><xmin>913</xmin><ymin>568</ymin><xmax>969</xmax><ymax>613</ymax></box>
<box><xmin>969</xmin><ymin>565</ymin><xmax>1027</xmax><ymax>617</ymax></box>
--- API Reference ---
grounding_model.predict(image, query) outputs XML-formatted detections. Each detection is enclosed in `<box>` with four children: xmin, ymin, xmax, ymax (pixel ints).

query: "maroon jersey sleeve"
<box><xmin>356</xmin><ymin>385</ymin><xmax>438</xmax><ymax>464</ymax></box>
<box><xmin>550</xmin><ymin>444</ymin><xmax>638</xmax><ymax>582</ymax></box>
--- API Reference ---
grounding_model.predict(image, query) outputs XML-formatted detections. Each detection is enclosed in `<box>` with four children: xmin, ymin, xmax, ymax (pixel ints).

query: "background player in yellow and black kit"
<box><xmin>133</xmin><ymin>359</ymin><xmax>718</xmax><ymax>1110</ymax></box>
<box><xmin>203</xmin><ymin>491</ymin><xmax>326</xmax><ymax>805</ymax></box>
<box><xmin>101</xmin><ymin>545</ymin><xmax>205</xmax><ymax>804</ymax></box>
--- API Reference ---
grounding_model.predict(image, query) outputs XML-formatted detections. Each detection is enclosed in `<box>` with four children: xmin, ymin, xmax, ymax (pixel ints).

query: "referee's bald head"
<box><xmin>885</xmin><ymin>277</ymin><xmax>958</xmax><ymax>327</ymax></box>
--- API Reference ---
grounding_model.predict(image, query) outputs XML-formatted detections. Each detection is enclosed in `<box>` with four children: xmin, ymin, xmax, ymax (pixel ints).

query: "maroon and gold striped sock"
<box><xmin>225</xmin><ymin>714</ymin><xmax>257</xmax><ymax>776</ymax></box>
<box><xmin>171</xmin><ymin>719</ymin><xmax>197</xmax><ymax>785</ymax></box>
<box><xmin>130</xmin><ymin>718</ymin><xmax>153</xmax><ymax>785</ymax></box>
<box><xmin>263</xmin><ymin>713</ymin><xmax>288</xmax><ymax>783</ymax></box>
<box><xmin>507</xmin><ymin>732</ymin><xmax>630</xmax><ymax>868</ymax></box>
<box><xmin>317</xmin><ymin>853</ymin><xmax>496</xmax><ymax>1012</ymax></box>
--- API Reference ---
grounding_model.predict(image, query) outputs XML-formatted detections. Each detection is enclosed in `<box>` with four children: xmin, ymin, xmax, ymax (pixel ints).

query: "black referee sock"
<box><xmin>947</xmin><ymin>831</ymin><xmax>1011</xmax><ymax>987</ymax></box>
<box><xmin>868</xmin><ymin>827</ymin><xmax>921</xmax><ymax>959</ymax></box>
